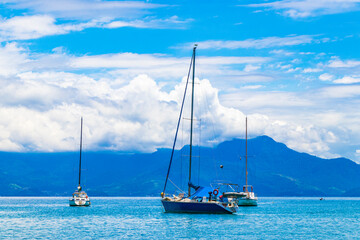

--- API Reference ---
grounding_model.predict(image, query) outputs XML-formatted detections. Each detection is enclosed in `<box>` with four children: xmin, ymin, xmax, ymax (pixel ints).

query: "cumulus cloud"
<box><xmin>246</xmin><ymin>0</ymin><xmax>360</xmax><ymax>18</ymax></box>
<box><xmin>0</xmin><ymin>41</ymin><xmax>354</xmax><ymax>160</ymax></box>
<box><xmin>0</xmin><ymin>70</ymin><xmax>339</xmax><ymax>157</ymax></box>
<box><xmin>218</xmin><ymin>86</ymin><xmax>360</xmax><ymax>159</ymax></box>
<box><xmin>0</xmin><ymin>44</ymin><xmax>270</xmax><ymax>152</ymax></box>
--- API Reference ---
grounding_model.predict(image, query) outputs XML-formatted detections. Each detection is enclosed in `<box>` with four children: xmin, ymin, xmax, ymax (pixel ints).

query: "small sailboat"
<box><xmin>161</xmin><ymin>45</ymin><xmax>238</xmax><ymax>214</ymax></box>
<box><xmin>224</xmin><ymin>117</ymin><xmax>257</xmax><ymax>206</ymax></box>
<box><xmin>69</xmin><ymin>117</ymin><xmax>91</xmax><ymax>207</ymax></box>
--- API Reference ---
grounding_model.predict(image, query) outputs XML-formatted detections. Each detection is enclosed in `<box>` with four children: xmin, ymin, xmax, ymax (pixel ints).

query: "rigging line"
<box><xmin>162</xmin><ymin>51</ymin><xmax>194</xmax><ymax>195</ymax></box>
<box><xmin>168</xmin><ymin>178</ymin><xmax>186</xmax><ymax>194</ymax></box>
<box><xmin>198</xmin><ymin>118</ymin><xmax>201</xmax><ymax>186</ymax></box>
<box><xmin>179</xmin><ymin>98</ymin><xmax>185</xmax><ymax>191</ymax></box>
<box><xmin>200</xmin><ymin>81</ymin><xmax>220</xmax><ymax>181</ymax></box>
<box><xmin>180</xmin><ymin>116</ymin><xmax>183</xmax><ymax>190</ymax></box>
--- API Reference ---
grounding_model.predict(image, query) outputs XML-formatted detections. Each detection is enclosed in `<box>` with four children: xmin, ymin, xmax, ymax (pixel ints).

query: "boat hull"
<box><xmin>161</xmin><ymin>200</ymin><xmax>236</xmax><ymax>214</ymax></box>
<box><xmin>237</xmin><ymin>198</ymin><xmax>257</xmax><ymax>206</ymax></box>
<box><xmin>69</xmin><ymin>199</ymin><xmax>91</xmax><ymax>207</ymax></box>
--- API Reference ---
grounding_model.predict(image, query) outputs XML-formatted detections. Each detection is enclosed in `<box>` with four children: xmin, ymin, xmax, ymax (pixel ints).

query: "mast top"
<box><xmin>193</xmin><ymin>44</ymin><xmax>198</xmax><ymax>49</ymax></box>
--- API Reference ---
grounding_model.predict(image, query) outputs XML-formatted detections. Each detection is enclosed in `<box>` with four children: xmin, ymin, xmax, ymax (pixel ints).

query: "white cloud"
<box><xmin>319</xmin><ymin>73</ymin><xmax>334</xmax><ymax>81</ymax></box>
<box><xmin>0</xmin><ymin>43</ymin><xmax>270</xmax><ymax>83</ymax></box>
<box><xmin>0</xmin><ymin>15</ymin><xmax>111</xmax><ymax>41</ymax></box>
<box><xmin>318</xmin><ymin>85</ymin><xmax>360</xmax><ymax>98</ymax></box>
<box><xmin>0</xmin><ymin>14</ymin><xmax>191</xmax><ymax>41</ymax></box>
<box><xmin>175</xmin><ymin>35</ymin><xmax>316</xmax><ymax>50</ymax></box>
<box><xmin>0</xmin><ymin>42</ymin><xmax>358</xmax><ymax>161</ymax></box>
<box><xmin>221</xmin><ymin>91</ymin><xmax>312</xmax><ymax>109</ymax></box>
<box><xmin>286</xmin><ymin>67</ymin><xmax>301</xmax><ymax>73</ymax></box>
<box><xmin>246</xmin><ymin>0</ymin><xmax>360</xmax><ymax>18</ymax></box>
<box><xmin>328</xmin><ymin>59</ymin><xmax>360</xmax><ymax>68</ymax></box>
<box><xmin>244</xmin><ymin>64</ymin><xmax>260</xmax><ymax>72</ymax></box>
<box><xmin>105</xmin><ymin>16</ymin><xmax>192</xmax><ymax>29</ymax></box>
<box><xmin>0</xmin><ymin>42</ymin><xmax>29</xmax><ymax>76</ymax></box>
<box><xmin>303</xmin><ymin>68</ymin><xmax>322</xmax><ymax>73</ymax></box>
<box><xmin>0</xmin><ymin>15</ymin><xmax>65</xmax><ymax>41</ymax></box>
<box><xmin>218</xmin><ymin>86</ymin><xmax>360</xmax><ymax>160</ymax></box>
<box><xmin>333</xmin><ymin>76</ymin><xmax>360</xmax><ymax>84</ymax></box>
<box><xmin>270</xmin><ymin>49</ymin><xmax>295</xmax><ymax>56</ymax></box>
<box><xmin>69</xmin><ymin>53</ymin><xmax>270</xmax><ymax>81</ymax></box>
<box><xmin>263</xmin><ymin>120</ymin><xmax>336</xmax><ymax>154</ymax></box>
<box><xmin>2</xmin><ymin>0</ymin><xmax>165</xmax><ymax>20</ymax></box>
<box><xmin>242</xmin><ymin>85</ymin><xmax>263</xmax><ymax>90</ymax></box>
<box><xmin>0</xmin><ymin>63</ymin><xmax>340</xmax><ymax>157</ymax></box>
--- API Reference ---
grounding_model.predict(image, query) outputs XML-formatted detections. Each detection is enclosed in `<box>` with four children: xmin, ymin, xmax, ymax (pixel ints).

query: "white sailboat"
<box><xmin>223</xmin><ymin>117</ymin><xmax>257</xmax><ymax>206</ymax></box>
<box><xmin>69</xmin><ymin>117</ymin><xmax>91</xmax><ymax>207</ymax></box>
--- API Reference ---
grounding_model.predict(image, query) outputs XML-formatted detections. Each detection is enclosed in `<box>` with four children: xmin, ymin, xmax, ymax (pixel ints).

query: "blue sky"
<box><xmin>1</xmin><ymin>0</ymin><xmax>360</xmax><ymax>162</ymax></box>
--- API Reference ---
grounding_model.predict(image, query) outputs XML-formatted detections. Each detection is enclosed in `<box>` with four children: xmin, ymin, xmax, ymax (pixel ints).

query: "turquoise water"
<box><xmin>1</xmin><ymin>197</ymin><xmax>360</xmax><ymax>239</ymax></box>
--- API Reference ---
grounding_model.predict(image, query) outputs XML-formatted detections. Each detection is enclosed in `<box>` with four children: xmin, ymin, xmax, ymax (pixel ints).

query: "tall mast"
<box><xmin>188</xmin><ymin>44</ymin><xmax>197</xmax><ymax>196</ymax></box>
<box><xmin>78</xmin><ymin>117</ymin><xmax>83</xmax><ymax>187</ymax></box>
<box><xmin>245</xmin><ymin>116</ymin><xmax>248</xmax><ymax>191</ymax></box>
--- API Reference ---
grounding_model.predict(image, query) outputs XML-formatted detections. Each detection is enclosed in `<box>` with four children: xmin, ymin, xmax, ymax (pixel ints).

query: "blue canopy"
<box><xmin>190</xmin><ymin>186</ymin><xmax>214</xmax><ymax>199</ymax></box>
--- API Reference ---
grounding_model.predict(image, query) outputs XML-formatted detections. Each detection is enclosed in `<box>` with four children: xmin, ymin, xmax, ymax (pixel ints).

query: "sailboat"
<box><xmin>223</xmin><ymin>117</ymin><xmax>257</xmax><ymax>206</ymax></box>
<box><xmin>161</xmin><ymin>45</ymin><xmax>238</xmax><ymax>214</ymax></box>
<box><xmin>69</xmin><ymin>117</ymin><xmax>91</xmax><ymax>207</ymax></box>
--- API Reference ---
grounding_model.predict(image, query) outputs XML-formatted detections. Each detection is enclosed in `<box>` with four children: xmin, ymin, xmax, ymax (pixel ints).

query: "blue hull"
<box><xmin>161</xmin><ymin>200</ymin><xmax>235</xmax><ymax>214</ymax></box>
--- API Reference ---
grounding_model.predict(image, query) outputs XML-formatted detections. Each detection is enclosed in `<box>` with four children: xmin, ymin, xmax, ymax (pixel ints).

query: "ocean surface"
<box><xmin>1</xmin><ymin>197</ymin><xmax>360</xmax><ymax>239</ymax></box>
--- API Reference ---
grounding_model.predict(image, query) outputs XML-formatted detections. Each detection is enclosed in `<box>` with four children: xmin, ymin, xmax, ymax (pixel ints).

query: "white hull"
<box><xmin>69</xmin><ymin>189</ymin><xmax>91</xmax><ymax>207</ymax></box>
<box><xmin>69</xmin><ymin>198</ymin><xmax>91</xmax><ymax>207</ymax></box>
<box><xmin>223</xmin><ymin>191</ymin><xmax>258</xmax><ymax>207</ymax></box>
<box><xmin>237</xmin><ymin>198</ymin><xmax>257</xmax><ymax>206</ymax></box>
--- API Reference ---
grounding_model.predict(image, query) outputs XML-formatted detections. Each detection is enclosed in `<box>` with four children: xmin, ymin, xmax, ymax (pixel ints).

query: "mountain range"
<box><xmin>0</xmin><ymin>135</ymin><xmax>360</xmax><ymax>197</ymax></box>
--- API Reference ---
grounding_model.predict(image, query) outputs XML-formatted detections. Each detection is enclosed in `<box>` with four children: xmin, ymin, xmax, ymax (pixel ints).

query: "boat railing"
<box><xmin>211</xmin><ymin>182</ymin><xmax>241</xmax><ymax>193</ymax></box>
<box><xmin>242</xmin><ymin>185</ymin><xmax>254</xmax><ymax>193</ymax></box>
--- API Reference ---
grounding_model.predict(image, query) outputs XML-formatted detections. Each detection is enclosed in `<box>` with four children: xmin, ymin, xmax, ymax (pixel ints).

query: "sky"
<box><xmin>0</xmin><ymin>0</ymin><xmax>360</xmax><ymax>162</ymax></box>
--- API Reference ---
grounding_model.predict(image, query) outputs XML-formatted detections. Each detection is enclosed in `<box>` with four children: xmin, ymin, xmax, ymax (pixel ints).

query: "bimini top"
<box><xmin>190</xmin><ymin>186</ymin><xmax>214</xmax><ymax>199</ymax></box>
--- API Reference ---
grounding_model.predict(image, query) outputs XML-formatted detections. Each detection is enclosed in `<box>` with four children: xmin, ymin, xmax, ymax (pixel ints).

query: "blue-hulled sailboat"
<box><xmin>161</xmin><ymin>45</ymin><xmax>238</xmax><ymax>214</ymax></box>
<box><xmin>69</xmin><ymin>117</ymin><xmax>91</xmax><ymax>207</ymax></box>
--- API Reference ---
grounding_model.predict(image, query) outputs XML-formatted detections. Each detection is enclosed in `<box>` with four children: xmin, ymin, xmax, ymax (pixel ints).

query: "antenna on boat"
<box><xmin>188</xmin><ymin>44</ymin><xmax>197</xmax><ymax>197</ymax></box>
<box><xmin>78</xmin><ymin>117</ymin><xmax>83</xmax><ymax>190</ymax></box>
